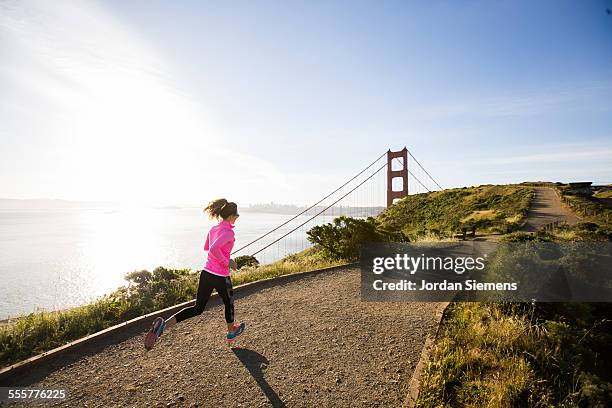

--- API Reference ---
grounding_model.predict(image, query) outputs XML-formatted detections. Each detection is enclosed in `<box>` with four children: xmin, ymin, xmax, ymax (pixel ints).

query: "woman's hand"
<box><xmin>229</xmin><ymin>258</ymin><xmax>238</xmax><ymax>270</ymax></box>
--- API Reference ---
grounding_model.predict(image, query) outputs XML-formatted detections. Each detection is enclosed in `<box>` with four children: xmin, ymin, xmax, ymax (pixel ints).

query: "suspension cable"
<box><xmin>393</xmin><ymin>157</ymin><xmax>430</xmax><ymax>192</ymax></box>
<box><xmin>248</xmin><ymin>160</ymin><xmax>388</xmax><ymax>257</ymax></box>
<box><xmin>407</xmin><ymin>149</ymin><xmax>443</xmax><ymax>190</ymax></box>
<box><xmin>408</xmin><ymin>170</ymin><xmax>431</xmax><ymax>192</ymax></box>
<box><xmin>231</xmin><ymin>151</ymin><xmax>387</xmax><ymax>255</ymax></box>
<box><xmin>408</xmin><ymin>172</ymin><xmax>431</xmax><ymax>193</ymax></box>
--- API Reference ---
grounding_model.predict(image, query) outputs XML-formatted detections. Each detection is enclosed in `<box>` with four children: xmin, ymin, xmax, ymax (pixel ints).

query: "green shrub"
<box><xmin>306</xmin><ymin>215</ymin><xmax>403</xmax><ymax>261</ymax></box>
<box><xmin>124</xmin><ymin>269</ymin><xmax>152</xmax><ymax>285</ymax></box>
<box><xmin>234</xmin><ymin>255</ymin><xmax>260</xmax><ymax>269</ymax></box>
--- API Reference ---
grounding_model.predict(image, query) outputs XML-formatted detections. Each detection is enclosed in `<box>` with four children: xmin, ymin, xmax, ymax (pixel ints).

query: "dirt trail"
<box><xmin>11</xmin><ymin>267</ymin><xmax>441</xmax><ymax>408</ymax></box>
<box><xmin>522</xmin><ymin>187</ymin><xmax>581</xmax><ymax>232</ymax></box>
<box><xmin>7</xmin><ymin>187</ymin><xmax>578</xmax><ymax>407</ymax></box>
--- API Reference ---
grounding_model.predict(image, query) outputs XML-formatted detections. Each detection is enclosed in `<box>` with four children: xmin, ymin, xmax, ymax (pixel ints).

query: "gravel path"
<box><xmin>522</xmin><ymin>187</ymin><xmax>581</xmax><ymax>232</ymax></box>
<box><xmin>12</xmin><ymin>267</ymin><xmax>441</xmax><ymax>407</ymax></box>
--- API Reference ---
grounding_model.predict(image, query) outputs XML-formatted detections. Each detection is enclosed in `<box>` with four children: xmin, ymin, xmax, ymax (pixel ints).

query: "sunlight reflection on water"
<box><xmin>0</xmin><ymin>208</ymin><xmax>340</xmax><ymax>319</ymax></box>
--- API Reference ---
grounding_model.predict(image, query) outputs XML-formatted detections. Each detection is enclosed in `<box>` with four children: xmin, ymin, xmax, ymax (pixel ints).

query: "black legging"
<box><xmin>174</xmin><ymin>269</ymin><xmax>235</xmax><ymax>324</ymax></box>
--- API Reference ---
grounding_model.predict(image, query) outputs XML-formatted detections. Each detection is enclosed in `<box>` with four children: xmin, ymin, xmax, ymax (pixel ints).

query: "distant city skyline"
<box><xmin>0</xmin><ymin>197</ymin><xmax>388</xmax><ymax>210</ymax></box>
<box><xmin>1</xmin><ymin>0</ymin><xmax>611</xmax><ymax>207</ymax></box>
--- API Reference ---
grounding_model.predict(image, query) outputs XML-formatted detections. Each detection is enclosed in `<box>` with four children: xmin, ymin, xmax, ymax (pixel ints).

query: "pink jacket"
<box><xmin>203</xmin><ymin>219</ymin><xmax>235</xmax><ymax>277</ymax></box>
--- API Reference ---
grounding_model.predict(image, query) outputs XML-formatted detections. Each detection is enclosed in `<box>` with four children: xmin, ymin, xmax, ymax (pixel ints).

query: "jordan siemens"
<box><xmin>372</xmin><ymin>279</ymin><xmax>518</xmax><ymax>291</ymax></box>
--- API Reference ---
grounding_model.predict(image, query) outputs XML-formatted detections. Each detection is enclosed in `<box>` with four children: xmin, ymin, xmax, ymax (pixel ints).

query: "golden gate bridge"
<box><xmin>231</xmin><ymin>148</ymin><xmax>443</xmax><ymax>264</ymax></box>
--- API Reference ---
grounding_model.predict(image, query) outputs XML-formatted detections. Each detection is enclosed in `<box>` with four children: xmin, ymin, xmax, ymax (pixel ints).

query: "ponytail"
<box><xmin>204</xmin><ymin>198</ymin><xmax>238</xmax><ymax>220</ymax></box>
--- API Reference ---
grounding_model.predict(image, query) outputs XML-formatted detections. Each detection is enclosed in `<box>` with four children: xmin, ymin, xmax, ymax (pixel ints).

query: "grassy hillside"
<box><xmin>376</xmin><ymin>184</ymin><xmax>533</xmax><ymax>238</ymax></box>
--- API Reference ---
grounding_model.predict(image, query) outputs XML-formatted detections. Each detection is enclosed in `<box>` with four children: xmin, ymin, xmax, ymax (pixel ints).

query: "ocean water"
<box><xmin>0</xmin><ymin>207</ymin><xmax>338</xmax><ymax>319</ymax></box>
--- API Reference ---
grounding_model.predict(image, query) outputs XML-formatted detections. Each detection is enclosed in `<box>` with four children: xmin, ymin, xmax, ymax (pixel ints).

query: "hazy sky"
<box><xmin>1</xmin><ymin>0</ymin><xmax>611</xmax><ymax>206</ymax></box>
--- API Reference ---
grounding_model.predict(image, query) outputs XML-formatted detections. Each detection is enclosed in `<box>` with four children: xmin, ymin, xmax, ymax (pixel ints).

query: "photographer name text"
<box><xmin>372</xmin><ymin>279</ymin><xmax>517</xmax><ymax>291</ymax></box>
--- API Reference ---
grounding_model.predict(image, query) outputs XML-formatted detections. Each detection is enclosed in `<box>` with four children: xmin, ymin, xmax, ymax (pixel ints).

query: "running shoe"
<box><xmin>144</xmin><ymin>316</ymin><xmax>165</xmax><ymax>350</ymax></box>
<box><xmin>226</xmin><ymin>322</ymin><xmax>246</xmax><ymax>344</ymax></box>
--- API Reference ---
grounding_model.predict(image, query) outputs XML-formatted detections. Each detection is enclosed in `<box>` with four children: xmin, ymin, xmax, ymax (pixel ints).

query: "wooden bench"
<box><xmin>460</xmin><ymin>225</ymin><xmax>476</xmax><ymax>240</ymax></box>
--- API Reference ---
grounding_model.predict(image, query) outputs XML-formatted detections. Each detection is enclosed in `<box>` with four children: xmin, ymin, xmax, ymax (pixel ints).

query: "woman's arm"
<box><xmin>208</xmin><ymin>229</ymin><xmax>234</xmax><ymax>267</ymax></box>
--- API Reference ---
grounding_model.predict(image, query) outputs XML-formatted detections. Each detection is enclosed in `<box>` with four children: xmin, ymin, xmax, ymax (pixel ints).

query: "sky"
<box><xmin>1</xmin><ymin>0</ymin><xmax>611</xmax><ymax>207</ymax></box>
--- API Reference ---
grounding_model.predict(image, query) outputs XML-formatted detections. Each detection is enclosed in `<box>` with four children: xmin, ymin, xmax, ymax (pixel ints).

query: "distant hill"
<box><xmin>376</xmin><ymin>184</ymin><xmax>533</xmax><ymax>237</ymax></box>
<box><xmin>244</xmin><ymin>202</ymin><xmax>385</xmax><ymax>216</ymax></box>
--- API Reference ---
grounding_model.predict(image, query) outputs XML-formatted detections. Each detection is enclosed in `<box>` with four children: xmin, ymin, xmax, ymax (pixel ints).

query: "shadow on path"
<box><xmin>232</xmin><ymin>348</ymin><xmax>286</xmax><ymax>408</ymax></box>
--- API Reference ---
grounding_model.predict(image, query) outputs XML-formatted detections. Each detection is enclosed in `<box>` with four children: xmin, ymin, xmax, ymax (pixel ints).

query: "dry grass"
<box><xmin>593</xmin><ymin>190</ymin><xmax>612</xmax><ymax>199</ymax></box>
<box><xmin>417</xmin><ymin>303</ymin><xmax>548</xmax><ymax>407</ymax></box>
<box><xmin>416</xmin><ymin>300</ymin><xmax>612</xmax><ymax>408</ymax></box>
<box><xmin>551</xmin><ymin>230</ymin><xmax>580</xmax><ymax>241</ymax></box>
<box><xmin>410</xmin><ymin>232</ymin><xmax>459</xmax><ymax>243</ymax></box>
<box><xmin>461</xmin><ymin>210</ymin><xmax>498</xmax><ymax>223</ymax></box>
<box><xmin>232</xmin><ymin>246</ymin><xmax>349</xmax><ymax>285</ymax></box>
<box><xmin>504</xmin><ymin>214</ymin><xmax>522</xmax><ymax>224</ymax></box>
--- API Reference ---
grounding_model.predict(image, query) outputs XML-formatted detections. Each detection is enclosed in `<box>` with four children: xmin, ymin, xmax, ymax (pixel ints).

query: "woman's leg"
<box><xmin>215</xmin><ymin>276</ymin><xmax>236</xmax><ymax>331</ymax></box>
<box><xmin>166</xmin><ymin>270</ymin><xmax>215</xmax><ymax>330</ymax></box>
<box><xmin>144</xmin><ymin>271</ymin><xmax>219</xmax><ymax>349</ymax></box>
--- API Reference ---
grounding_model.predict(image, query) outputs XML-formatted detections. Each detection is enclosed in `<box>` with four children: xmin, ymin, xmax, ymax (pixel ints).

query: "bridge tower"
<box><xmin>387</xmin><ymin>147</ymin><xmax>408</xmax><ymax>207</ymax></box>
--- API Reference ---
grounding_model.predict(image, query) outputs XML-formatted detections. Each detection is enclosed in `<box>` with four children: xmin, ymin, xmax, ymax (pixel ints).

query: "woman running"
<box><xmin>144</xmin><ymin>198</ymin><xmax>246</xmax><ymax>350</ymax></box>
